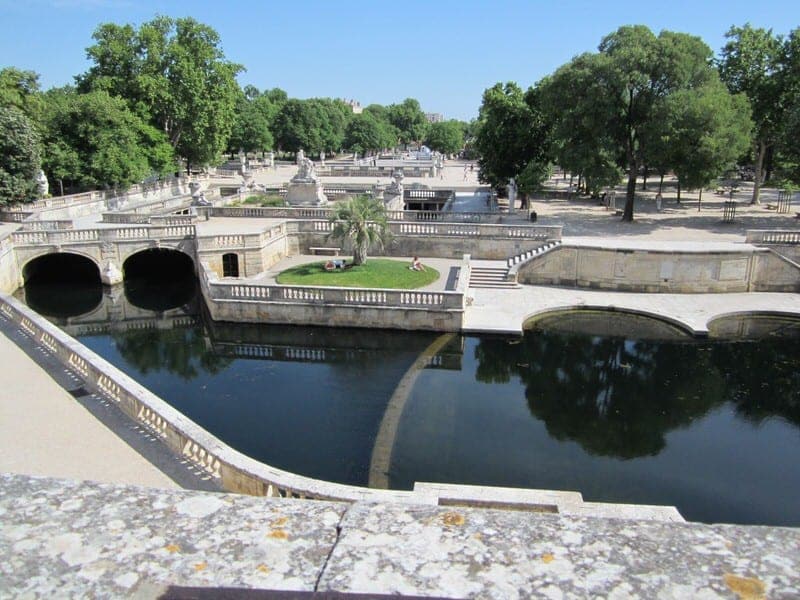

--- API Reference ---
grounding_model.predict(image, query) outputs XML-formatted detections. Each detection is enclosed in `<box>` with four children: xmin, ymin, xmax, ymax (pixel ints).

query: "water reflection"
<box><xmin>15</xmin><ymin>280</ymin><xmax>800</xmax><ymax>526</ymax></box>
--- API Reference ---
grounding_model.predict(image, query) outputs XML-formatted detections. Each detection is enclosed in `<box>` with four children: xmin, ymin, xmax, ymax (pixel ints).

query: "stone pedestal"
<box><xmin>286</xmin><ymin>182</ymin><xmax>328</xmax><ymax>206</ymax></box>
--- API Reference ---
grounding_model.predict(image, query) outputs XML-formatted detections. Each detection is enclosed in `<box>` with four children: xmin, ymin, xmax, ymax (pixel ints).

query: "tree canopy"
<box><xmin>40</xmin><ymin>88</ymin><xmax>175</xmax><ymax>190</ymax></box>
<box><xmin>424</xmin><ymin>120</ymin><xmax>465</xmax><ymax>155</ymax></box>
<box><xmin>387</xmin><ymin>98</ymin><xmax>429</xmax><ymax>146</ymax></box>
<box><xmin>474</xmin><ymin>82</ymin><xmax>551</xmax><ymax>200</ymax></box>
<box><xmin>78</xmin><ymin>16</ymin><xmax>243</xmax><ymax>169</ymax></box>
<box><xmin>344</xmin><ymin>112</ymin><xmax>395</xmax><ymax>155</ymax></box>
<box><xmin>0</xmin><ymin>106</ymin><xmax>42</xmax><ymax>205</ymax></box>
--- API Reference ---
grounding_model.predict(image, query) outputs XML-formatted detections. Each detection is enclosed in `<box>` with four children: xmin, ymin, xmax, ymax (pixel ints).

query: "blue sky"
<box><xmin>1</xmin><ymin>0</ymin><xmax>798</xmax><ymax>120</ymax></box>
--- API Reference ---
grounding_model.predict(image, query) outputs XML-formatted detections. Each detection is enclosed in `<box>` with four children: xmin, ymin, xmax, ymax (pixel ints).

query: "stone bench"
<box><xmin>309</xmin><ymin>246</ymin><xmax>341</xmax><ymax>256</ymax></box>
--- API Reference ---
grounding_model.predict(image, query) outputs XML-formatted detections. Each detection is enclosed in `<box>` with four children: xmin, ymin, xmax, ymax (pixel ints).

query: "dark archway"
<box><xmin>123</xmin><ymin>249</ymin><xmax>197</xmax><ymax>312</ymax></box>
<box><xmin>222</xmin><ymin>253</ymin><xmax>240</xmax><ymax>277</ymax></box>
<box><xmin>21</xmin><ymin>253</ymin><xmax>102</xmax><ymax>318</ymax></box>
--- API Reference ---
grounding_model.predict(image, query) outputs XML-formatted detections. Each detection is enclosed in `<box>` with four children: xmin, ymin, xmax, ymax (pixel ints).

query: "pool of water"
<box><xmin>15</xmin><ymin>281</ymin><xmax>800</xmax><ymax>526</ymax></box>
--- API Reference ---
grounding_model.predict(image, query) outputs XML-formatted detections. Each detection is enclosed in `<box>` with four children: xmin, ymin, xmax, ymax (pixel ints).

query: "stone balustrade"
<box><xmin>19</xmin><ymin>219</ymin><xmax>75</xmax><ymax>231</ymax></box>
<box><xmin>196</xmin><ymin>223</ymin><xmax>285</xmax><ymax>252</ymax></box>
<box><xmin>747</xmin><ymin>229</ymin><xmax>800</xmax><ymax>244</ymax></box>
<box><xmin>11</xmin><ymin>225</ymin><xmax>196</xmax><ymax>247</ymax></box>
<box><xmin>213</xmin><ymin>205</ymin><xmax>497</xmax><ymax>223</ymax></box>
<box><xmin>212</xmin><ymin>281</ymin><xmax>463</xmax><ymax>310</ymax></box>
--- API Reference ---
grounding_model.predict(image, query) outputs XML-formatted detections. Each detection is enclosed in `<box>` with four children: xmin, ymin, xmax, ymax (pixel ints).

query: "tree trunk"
<box><xmin>353</xmin><ymin>243</ymin><xmax>368</xmax><ymax>266</ymax></box>
<box><xmin>641</xmin><ymin>165</ymin><xmax>648</xmax><ymax>190</ymax></box>
<box><xmin>751</xmin><ymin>139</ymin><xmax>766</xmax><ymax>205</ymax></box>
<box><xmin>622</xmin><ymin>164</ymin><xmax>637</xmax><ymax>222</ymax></box>
<box><xmin>676</xmin><ymin>180</ymin><xmax>681</xmax><ymax>204</ymax></box>
<box><xmin>697</xmin><ymin>187</ymin><xmax>702</xmax><ymax>212</ymax></box>
<box><xmin>658</xmin><ymin>173</ymin><xmax>664</xmax><ymax>194</ymax></box>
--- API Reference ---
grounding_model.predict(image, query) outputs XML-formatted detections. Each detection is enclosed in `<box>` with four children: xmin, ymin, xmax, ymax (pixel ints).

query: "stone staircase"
<box><xmin>506</xmin><ymin>240</ymin><xmax>562</xmax><ymax>268</ymax></box>
<box><xmin>469</xmin><ymin>263</ymin><xmax>517</xmax><ymax>289</ymax></box>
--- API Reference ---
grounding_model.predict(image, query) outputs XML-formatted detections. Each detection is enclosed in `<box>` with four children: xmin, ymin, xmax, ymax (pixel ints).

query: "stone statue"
<box><xmin>386</xmin><ymin>169</ymin><xmax>404</xmax><ymax>194</ymax></box>
<box><xmin>268</xmin><ymin>151</ymin><xmax>275</xmax><ymax>168</ymax></box>
<box><xmin>507</xmin><ymin>178</ymin><xmax>518</xmax><ymax>212</ymax></box>
<box><xmin>36</xmin><ymin>170</ymin><xmax>48</xmax><ymax>197</ymax></box>
<box><xmin>291</xmin><ymin>157</ymin><xmax>318</xmax><ymax>183</ymax></box>
<box><xmin>297</xmin><ymin>149</ymin><xmax>305</xmax><ymax>165</ymax></box>
<box><xmin>320</xmin><ymin>150</ymin><xmax>326</xmax><ymax>166</ymax></box>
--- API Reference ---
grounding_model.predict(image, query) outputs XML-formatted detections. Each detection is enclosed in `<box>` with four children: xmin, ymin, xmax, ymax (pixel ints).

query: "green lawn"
<box><xmin>276</xmin><ymin>258</ymin><xmax>439</xmax><ymax>289</ymax></box>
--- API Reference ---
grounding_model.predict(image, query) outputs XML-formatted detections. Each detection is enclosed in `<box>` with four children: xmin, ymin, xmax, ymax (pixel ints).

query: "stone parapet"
<box><xmin>2</xmin><ymin>473</ymin><xmax>797</xmax><ymax>598</ymax></box>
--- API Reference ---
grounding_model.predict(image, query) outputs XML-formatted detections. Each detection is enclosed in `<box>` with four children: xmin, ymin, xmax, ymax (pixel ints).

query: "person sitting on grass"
<box><xmin>410</xmin><ymin>256</ymin><xmax>425</xmax><ymax>271</ymax></box>
<box><xmin>325</xmin><ymin>259</ymin><xmax>346</xmax><ymax>271</ymax></box>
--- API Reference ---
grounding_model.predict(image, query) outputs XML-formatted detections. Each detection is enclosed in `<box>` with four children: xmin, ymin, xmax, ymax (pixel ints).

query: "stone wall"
<box><xmin>2</xmin><ymin>474</ymin><xmax>796</xmax><ymax>599</ymax></box>
<box><xmin>518</xmin><ymin>244</ymin><xmax>800</xmax><ymax>293</ymax></box>
<box><xmin>0</xmin><ymin>237</ymin><xmax>20</xmax><ymax>294</ymax></box>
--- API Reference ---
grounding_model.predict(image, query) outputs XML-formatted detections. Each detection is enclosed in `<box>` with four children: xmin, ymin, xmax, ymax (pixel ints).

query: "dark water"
<box><xmin>15</xmin><ymin>278</ymin><xmax>800</xmax><ymax>526</ymax></box>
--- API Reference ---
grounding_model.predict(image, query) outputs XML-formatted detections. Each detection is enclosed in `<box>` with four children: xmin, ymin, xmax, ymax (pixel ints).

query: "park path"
<box><xmin>0</xmin><ymin>327</ymin><xmax>178</xmax><ymax>489</ymax></box>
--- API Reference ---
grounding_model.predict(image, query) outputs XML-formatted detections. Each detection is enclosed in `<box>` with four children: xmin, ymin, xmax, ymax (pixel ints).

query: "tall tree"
<box><xmin>424</xmin><ymin>120</ymin><xmax>464</xmax><ymax>155</ymax></box>
<box><xmin>0</xmin><ymin>68</ymin><xmax>43</xmax><ymax>122</ymax></box>
<box><xmin>327</xmin><ymin>195</ymin><xmax>390</xmax><ymax>266</ymax></box>
<box><xmin>0</xmin><ymin>106</ymin><xmax>42</xmax><ymax>205</ymax></box>
<box><xmin>273</xmin><ymin>98</ymin><xmax>325</xmax><ymax>154</ymax></box>
<box><xmin>227</xmin><ymin>90</ymin><xmax>275</xmax><ymax>156</ymax></box>
<box><xmin>654</xmin><ymin>79</ymin><xmax>752</xmax><ymax>196</ymax></box>
<box><xmin>718</xmin><ymin>24</ymin><xmax>783</xmax><ymax>204</ymax></box>
<box><xmin>344</xmin><ymin>112</ymin><xmax>394</xmax><ymax>155</ymax></box>
<box><xmin>474</xmin><ymin>82</ymin><xmax>551</xmax><ymax>204</ymax></box>
<box><xmin>387</xmin><ymin>98</ymin><xmax>429</xmax><ymax>146</ymax></box>
<box><xmin>78</xmin><ymin>16</ymin><xmax>243</xmax><ymax>170</ymax></box>
<box><xmin>40</xmin><ymin>89</ymin><xmax>175</xmax><ymax>191</ymax></box>
<box><xmin>540</xmin><ymin>27</ymin><xmax>718</xmax><ymax>220</ymax></box>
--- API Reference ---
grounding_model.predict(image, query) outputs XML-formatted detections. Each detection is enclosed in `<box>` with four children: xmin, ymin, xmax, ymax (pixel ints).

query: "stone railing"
<box><xmin>211</xmin><ymin>281</ymin><xmax>464</xmax><ymax>310</ymax></box>
<box><xmin>746</xmin><ymin>230</ymin><xmax>800</xmax><ymax>244</ymax></box>
<box><xmin>391</xmin><ymin>221</ymin><xmax>562</xmax><ymax>240</ymax></box>
<box><xmin>11</xmin><ymin>225</ymin><xmax>196</xmax><ymax>247</ymax></box>
<box><xmin>1</xmin><ymin>190</ymin><xmax>103</xmax><ymax>212</ymax></box>
<box><xmin>213</xmin><ymin>206</ymin><xmax>501</xmax><ymax>223</ymax></box>
<box><xmin>196</xmin><ymin>223</ymin><xmax>286</xmax><ymax>252</ymax></box>
<box><xmin>20</xmin><ymin>219</ymin><xmax>75</xmax><ymax>231</ymax></box>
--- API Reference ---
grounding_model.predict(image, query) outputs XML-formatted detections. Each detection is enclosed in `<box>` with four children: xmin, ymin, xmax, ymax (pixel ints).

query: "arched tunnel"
<box><xmin>123</xmin><ymin>249</ymin><xmax>197</xmax><ymax>312</ymax></box>
<box><xmin>21</xmin><ymin>253</ymin><xmax>103</xmax><ymax>318</ymax></box>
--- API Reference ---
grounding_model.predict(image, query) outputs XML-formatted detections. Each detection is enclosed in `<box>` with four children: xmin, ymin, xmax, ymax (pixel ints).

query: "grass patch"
<box><xmin>276</xmin><ymin>258</ymin><xmax>439</xmax><ymax>289</ymax></box>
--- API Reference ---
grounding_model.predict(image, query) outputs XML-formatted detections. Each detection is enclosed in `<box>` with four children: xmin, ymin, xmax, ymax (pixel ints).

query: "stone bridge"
<box><xmin>10</xmin><ymin>223</ymin><xmax>197</xmax><ymax>287</ymax></box>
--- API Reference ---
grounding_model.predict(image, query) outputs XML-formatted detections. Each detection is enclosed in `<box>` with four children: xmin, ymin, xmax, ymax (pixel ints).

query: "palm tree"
<box><xmin>327</xmin><ymin>195</ymin><xmax>390</xmax><ymax>265</ymax></box>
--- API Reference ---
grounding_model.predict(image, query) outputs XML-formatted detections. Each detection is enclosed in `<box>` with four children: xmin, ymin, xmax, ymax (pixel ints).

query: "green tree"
<box><xmin>0</xmin><ymin>68</ymin><xmax>42</xmax><ymax>122</ymax></box>
<box><xmin>0</xmin><ymin>106</ymin><xmax>42</xmax><ymax>205</ymax></box>
<box><xmin>344</xmin><ymin>112</ymin><xmax>394</xmax><ymax>155</ymax></box>
<box><xmin>656</xmin><ymin>80</ymin><xmax>752</xmax><ymax>197</ymax></box>
<box><xmin>327</xmin><ymin>195</ymin><xmax>390</xmax><ymax>265</ymax></box>
<box><xmin>424</xmin><ymin>120</ymin><xmax>464</xmax><ymax>155</ymax></box>
<box><xmin>776</xmin><ymin>28</ymin><xmax>800</xmax><ymax>183</ymax></box>
<box><xmin>273</xmin><ymin>98</ymin><xmax>325</xmax><ymax>154</ymax></box>
<box><xmin>541</xmin><ymin>27</ymin><xmax>718</xmax><ymax>220</ymax></box>
<box><xmin>474</xmin><ymin>83</ymin><xmax>551</xmax><ymax>205</ymax></box>
<box><xmin>78</xmin><ymin>16</ymin><xmax>243</xmax><ymax>170</ymax></box>
<box><xmin>387</xmin><ymin>98</ymin><xmax>429</xmax><ymax>146</ymax></box>
<box><xmin>718</xmin><ymin>24</ymin><xmax>783</xmax><ymax>204</ymax></box>
<box><xmin>228</xmin><ymin>90</ymin><xmax>275</xmax><ymax>156</ymax></box>
<box><xmin>40</xmin><ymin>89</ymin><xmax>175</xmax><ymax>190</ymax></box>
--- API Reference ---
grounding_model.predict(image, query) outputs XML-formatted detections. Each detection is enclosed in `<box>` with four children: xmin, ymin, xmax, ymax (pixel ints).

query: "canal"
<box><xmin>15</xmin><ymin>272</ymin><xmax>800</xmax><ymax>527</ymax></box>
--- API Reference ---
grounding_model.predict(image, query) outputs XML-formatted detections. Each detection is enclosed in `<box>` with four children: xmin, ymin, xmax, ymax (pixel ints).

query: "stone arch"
<box><xmin>521</xmin><ymin>305</ymin><xmax>699</xmax><ymax>338</ymax></box>
<box><xmin>121</xmin><ymin>247</ymin><xmax>197</xmax><ymax>312</ymax></box>
<box><xmin>707</xmin><ymin>310</ymin><xmax>800</xmax><ymax>339</ymax></box>
<box><xmin>21</xmin><ymin>249</ymin><xmax>102</xmax><ymax>283</ymax></box>
<box><xmin>119</xmin><ymin>243</ymin><xmax>196</xmax><ymax>273</ymax></box>
<box><xmin>20</xmin><ymin>252</ymin><xmax>103</xmax><ymax>319</ymax></box>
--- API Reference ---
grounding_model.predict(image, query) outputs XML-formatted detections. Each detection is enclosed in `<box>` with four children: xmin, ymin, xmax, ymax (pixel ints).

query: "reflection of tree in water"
<box><xmin>710</xmin><ymin>337</ymin><xmax>800</xmax><ymax>427</ymax></box>
<box><xmin>113</xmin><ymin>325</ymin><xmax>230</xmax><ymax>381</ymax></box>
<box><xmin>475</xmin><ymin>331</ymin><xmax>728</xmax><ymax>458</ymax></box>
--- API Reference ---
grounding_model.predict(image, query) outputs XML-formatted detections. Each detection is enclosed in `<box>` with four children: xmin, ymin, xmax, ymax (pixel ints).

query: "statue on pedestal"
<box><xmin>291</xmin><ymin>157</ymin><xmax>318</xmax><ymax>183</ymax></box>
<box><xmin>297</xmin><ymin>149</ymin><xmax>305</xmax><ymax>165</ymax></box>
<box><xmin>36</xmin><ymin>170</ymin><xmax>48</xmax><ymax>197</ymax></box>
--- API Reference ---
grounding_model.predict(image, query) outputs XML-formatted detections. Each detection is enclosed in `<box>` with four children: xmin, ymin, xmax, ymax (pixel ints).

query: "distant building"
<box><xmin>425</xmin><ymin>112</ymin><xmax>444</xmax><ymax>123</ymax></box>
<box><xmin>342</xmin><ymin>99</ymin><xmax>363</xmax><ymax>114</ymax></box>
